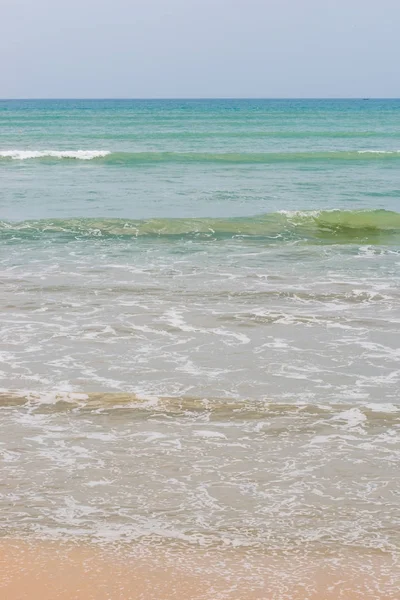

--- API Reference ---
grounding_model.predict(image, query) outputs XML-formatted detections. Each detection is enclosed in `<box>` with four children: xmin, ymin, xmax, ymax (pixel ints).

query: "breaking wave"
<box><xmin>0</xmin><ymin>150</ymin><xmax>111</xmax><ymax>160</ymax></box>
<box><xmin>2</xmin><ymin>210</ymin><xmax>400</xmax><ymax>243</ymax></box>
<box><xmin>2</xmin><ymin>149</ymin><xmax>400</xmax><ymax>164</ymax></box>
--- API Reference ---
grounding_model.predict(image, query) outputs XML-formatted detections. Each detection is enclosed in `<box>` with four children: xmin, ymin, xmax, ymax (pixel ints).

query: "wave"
<box><xmin>2</xmin><ymin>210</ymin><xmax>400</xmax><ymax>243</ymax></box>
<box><xmin>2</xmin><ymin>149</ymin><xmax>400</xmax><ymax>164</ymax></box>
<box><xmin>0</xmin><ymin>391</ymin><xmax>398</xmax><ymax>421</ymax></box>
<box><xmin>0</xmin><ymin>150</ymin><xmax>111</xmax><ymax>160</ymax></box>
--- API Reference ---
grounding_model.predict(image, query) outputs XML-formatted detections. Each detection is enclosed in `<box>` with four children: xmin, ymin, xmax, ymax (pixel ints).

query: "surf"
<box><xmin>2</xmin><ymin>149</ymin><xmax>400</xmax><ymax>164</ymax></box>
<box><xmin>2</xmin><ymin>210</ymin><xmax>400</xmax><ymax>243</ymax></box>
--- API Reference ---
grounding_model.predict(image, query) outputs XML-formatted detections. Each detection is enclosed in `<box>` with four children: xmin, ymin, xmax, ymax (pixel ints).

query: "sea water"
<box><xmin>0</xmin><ymin>99</ymin><xmax>399</xmax><ymax>596</ymax></box>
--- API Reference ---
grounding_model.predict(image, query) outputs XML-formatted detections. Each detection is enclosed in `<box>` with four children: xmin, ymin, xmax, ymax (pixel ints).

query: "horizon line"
<box><xmin>1</xmin><ymin>97</ymin><xmax>400</xmax><ymax>101</ymax></box>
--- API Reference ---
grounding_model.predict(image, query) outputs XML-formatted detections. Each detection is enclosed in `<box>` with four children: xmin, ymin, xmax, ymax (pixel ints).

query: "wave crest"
<box><xmin>2</xmin><ymin>210</ymin><xmax>400</xmax><ymax>244</ymax></box>
<box><xmin>0</xmin><ymin>150</ymin><xmax>111</xmax><ymax>160</ymax></box>
<box><xmin>1</xmin><ymin>149</ymin><xmax>400</xmax><ymax>164</ymax></box>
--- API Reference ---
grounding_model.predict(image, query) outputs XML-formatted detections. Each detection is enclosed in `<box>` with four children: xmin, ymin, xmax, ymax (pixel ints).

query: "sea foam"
<box><xmin>0</xmin><ymin>150</ymin><xmax>111</xmax><ymax>160</ymax></box>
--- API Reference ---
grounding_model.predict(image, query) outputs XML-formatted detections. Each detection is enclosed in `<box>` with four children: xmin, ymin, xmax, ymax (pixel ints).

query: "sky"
<box><xmin>1</xmin><ymin>0</ymin><xmax>398</xmax><ymax>98</ymax></box>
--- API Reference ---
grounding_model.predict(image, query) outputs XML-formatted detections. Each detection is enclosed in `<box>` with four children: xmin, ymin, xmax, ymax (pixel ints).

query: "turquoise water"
<box><xmin>0</xmin><ymin>100</ymin><xmax>399</xmax><ymax>596</ymax></box>
<box><xmin>1</xmin><ymin>99</ymin><xmax>400</xmax><ymax>222</ymax></box>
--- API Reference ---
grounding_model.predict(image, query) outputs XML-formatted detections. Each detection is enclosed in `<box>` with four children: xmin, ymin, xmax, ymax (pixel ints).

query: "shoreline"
<box><xmin>0</xmin><ymin>539</ymin><xmax>398</xmax><ymax>600</ymax></box>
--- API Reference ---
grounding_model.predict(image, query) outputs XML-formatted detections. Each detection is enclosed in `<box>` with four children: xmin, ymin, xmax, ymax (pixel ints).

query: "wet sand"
<box><xmin>0</xmin><ymin>540</ymin><xmax>398</xmax><ymax>600</ymax></box>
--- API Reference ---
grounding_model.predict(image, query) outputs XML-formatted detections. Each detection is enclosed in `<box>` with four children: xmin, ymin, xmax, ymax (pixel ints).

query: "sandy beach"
<box><xmin>0</xmin><ymin>539</ymin><xmax>398</xmax><ymax>600</ymax></box>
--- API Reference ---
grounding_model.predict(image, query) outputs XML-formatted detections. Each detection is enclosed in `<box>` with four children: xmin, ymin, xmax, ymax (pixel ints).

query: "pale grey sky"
<box><xmin>1</xmin><ymin>0</ymin><xmax>398</xmax><ymax>98</ymax></box>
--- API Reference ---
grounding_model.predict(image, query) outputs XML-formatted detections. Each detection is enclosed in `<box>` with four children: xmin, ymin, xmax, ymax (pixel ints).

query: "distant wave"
<box><xmin>2</xmin><ymin>210</ymin><xmax>400</xmax><ymax>244</ymax></box>
<box><xmin>2</xmin><ymin>149</ymin><xmax>400</xmax><ymax>164</ymax></box>
<box><xmin>0</xmin><ymin>150</ymin><xmax>111</xmax><ymax>160</ymax></box>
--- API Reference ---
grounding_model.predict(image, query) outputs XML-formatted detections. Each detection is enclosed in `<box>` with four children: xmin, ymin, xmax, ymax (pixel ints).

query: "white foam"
<box><xmin>85</xmin><ymin>479</ymin><xmax>113</xmax><ymax>488</ymax></box>
<box><xmin>365</xmin><ymin>403</ymin><xmax>399</xmax><ymax>413</ymax></box>
<box><xmin>333</xmin><ymin>408</ymin><xmax>367</xmax><ymax>429</ymax></box>
<box><xmin>0</xmin><ymin>150</ymin><xmax>110</xmax><ymax>160</ymax></box>
<box><xmin>193</xmin><ymin>430</ymin><xmax>227</xmax><ymax>439</ymax></box>
<box><xmin>357</xmin><ymin>150</ymin><xmax>400</xmax><ymax>154</ymax></box>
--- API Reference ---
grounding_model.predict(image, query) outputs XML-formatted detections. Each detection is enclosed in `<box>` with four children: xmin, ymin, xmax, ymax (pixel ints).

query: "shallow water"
<box><xmin>0</xmin><ymin>100</ymin><xmax>399</xmax><ymax>594</ymax></box>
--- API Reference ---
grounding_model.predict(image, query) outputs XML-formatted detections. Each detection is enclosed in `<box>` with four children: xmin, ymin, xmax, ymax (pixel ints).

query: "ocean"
<box><xmin>0</xmin><ymin>99</ymin><xmax>399</xmax><ymax>598</ymax></box>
